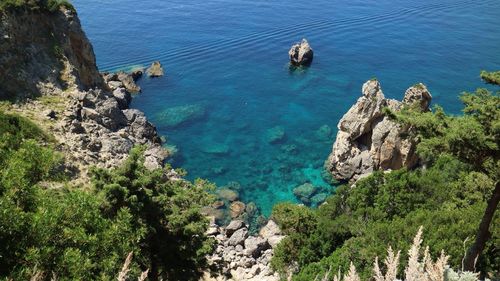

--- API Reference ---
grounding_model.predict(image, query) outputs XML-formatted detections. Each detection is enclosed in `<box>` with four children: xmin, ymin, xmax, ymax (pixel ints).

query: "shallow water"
<box><xmin>73</xmin><ymin>0</ymin><xmax>500</xmax><ymax>216</ymax></box>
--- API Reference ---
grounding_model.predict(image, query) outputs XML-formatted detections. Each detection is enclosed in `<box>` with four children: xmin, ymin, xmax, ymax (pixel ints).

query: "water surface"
<box><xmin>73</xmin><ymin>0</ymin><xmax>500</xmax><ymax>216</ymax></box>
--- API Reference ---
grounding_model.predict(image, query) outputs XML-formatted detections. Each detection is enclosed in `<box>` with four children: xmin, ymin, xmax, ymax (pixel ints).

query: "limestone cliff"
<box><xmin>326</xmin><ymin>80</ymin><xmax>432</xmax><ymax>182</ymax></box>
<box><xmin>0</xmin><ymin>6</ymin><xmax>104</xmax><ymax>100</ymax></box>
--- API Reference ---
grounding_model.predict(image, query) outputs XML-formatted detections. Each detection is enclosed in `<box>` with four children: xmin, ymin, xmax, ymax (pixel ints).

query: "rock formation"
<box><xmin>326</xmin><ymin>79</ymin><xmax>432</xmax><ymax>182</ymax></box>
<box><xmin>288</xmin><ymin>39</ymin><xmax>314</xmax><ymax>66</ymax></box>
<box><xmin>0</xmin><ymin>6</ymin><xmax>104</xmax><ymax>100</ymax></box>
<box><xmin>203</xmin><ymin>220</ymin><xmax>284</xmax><ymax>281</ymax></box>
<box><xmin>102</xmin><ymin>70</ymin><xmax>143</xmax><ymax>93</ymax></box>
<box><xmin>146</xmin><ymin>61</ymin><xmax>164</xmax><ymax>77</ymax></box>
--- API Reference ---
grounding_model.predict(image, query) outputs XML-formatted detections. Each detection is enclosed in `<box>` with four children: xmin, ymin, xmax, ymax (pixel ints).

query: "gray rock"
<box><xmin>244</xmin><ymin>236</ymin><xmax>270</xmax><ymax>258</ymax></box>
<box><xmin>146</xmin><ymin>61</ymin><xmax>164</xmax><ymax>77</ymax></box>
<box><xmin>259</xmin><ymin>220</ymin><xmax>281</xmax><ymax>239</ymax></box>
<box><xmin>289</xmin><ymin>39</ymin><xmax>314</xmax><ymax>66</ymax></box>
<box><xmin>117</xmin><ymin>71</ymin><xmax>141</xmax><ymax>93</ymax></box>
<box><xmin>267</xmin><ymin>235</ymin><xmax>285</xmax><ymax>248</ymax></box>
<box><xmin>112</xmin><ymin>87</ymin><xmax>131</xmax><ymax>109</ymax></box>
<box><xmin>227</xmin><ymin>228</ymin><xmax>248</xmax><ymax>246</ymax></box>
<box><xmin>226</xmin><ymin>220</ymin><xmax>245</xmax><ymax>236</ymax></box>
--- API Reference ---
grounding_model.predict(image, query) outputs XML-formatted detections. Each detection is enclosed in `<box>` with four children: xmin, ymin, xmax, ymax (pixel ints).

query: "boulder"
<box><xmin>288</xmin><ymin>39</ymin><xmax>314</xmax><ymax>66</ymax></box>
<box><xmin>402</xmin><ymin>83</ymin><xmax>432</xmax><ymax>111</ymax></box>
<box><xmin>117</xmin><ymin>71</ymin><xmax>141</xmax><ymax>93</ymax></box>
<box><xmin>146</xmin><ymin>61</ymin><xmax>164</xmax><ymax>77</ymax></box>
<box><xmin>226</xmin><ymin>220</ymin><xmax>245</xmax><ymax>236</ymax></box>
<box><xmin>217</xmin><ymin>188</ymin><xmax>239</xmax><ymax>202</ymax></box>
<box><xmin>112</xmin><ymin>87</ymin><xmax>131</xmax><ymax>109</ymax></box>
<box><xmin>230</xmin><ymin>201</ymin><xmax>246</xmax><ymax>218</ymax></box>
<box><xmin>227</xmin><ymin>228</ymin><xmax>248</xmax><ymax>246</ymax></box>
<box><xmin>259</xmin><ymin>220</ymin><xmax>281</xmax><ymax>239</ymax></box>
<box><xmin>244</xmin><ymin>237</ymin><xmax>270</xmax><ymax>258</ymax></box>
<box><xmin>326</xmin><ymin>80</ymin><xmax>431</xmax><ymax>182</ymax></box>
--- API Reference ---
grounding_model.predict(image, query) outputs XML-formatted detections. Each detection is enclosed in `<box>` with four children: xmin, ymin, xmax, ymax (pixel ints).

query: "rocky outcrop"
<box><xmin>326</xmin><ymin>80</ymin><xmax>432</xmax><ymax>182</ymax></box>
<box><xmin>203</xmin><ymin>220</ymin><xmax>284</xmax><ymax>281</ymax></box>
<box><xmin>146</xmin><ymin>61</ymin><xmax>164</xmax><ymax>77</ymax></box>
<box><xmin>288</xmin><ymin>39</ymin><xmax>314</xmax><ymax>66</ymax></box>
<box><xmin>0</xmin><ymin>6</ymin><xmax>104</xmax><ymax>100</ymax></box>
<box><xmin>102</xmin><ymin>70</ymin><xmax>143</xmax><ymax>93</ymax></box>
<box><xmin>57</xmin><ymin>78</ymin><xmax>168</xmax><ymax>172</ymax></box>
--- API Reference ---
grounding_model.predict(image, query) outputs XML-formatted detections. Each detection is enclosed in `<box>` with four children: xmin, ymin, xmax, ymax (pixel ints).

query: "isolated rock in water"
<box><xmin>230</xmin><ymin>201</ymin><xmax>246</xmax><ymax>218</ymax></box>
<box><xmin>146</xmin><ymin>61</ymin><xmax>164</xmax><ymax>77</ymax></box>
<box><xmin>402</xmin><ymin>83</ymin><xmax>432</xmax><ymax>111</ymax></box>
<box><xmin>326</xmin><ymin>80</ymin><xmax>432</xmax><ymax>182</ymax></box>
<box><xmin>155</xmin><ymin>104</ymin><xmax>206</xmax><ymax>128</ymax></box>
<box><xmin>266</xmin><ymin>126</ymin><xmax>286</xmax><ymax>144</ymax></box>
<box><xmin>289</xmin><ymin>39</ymin><xmax>314</xmax><ymax>66</ymax></box>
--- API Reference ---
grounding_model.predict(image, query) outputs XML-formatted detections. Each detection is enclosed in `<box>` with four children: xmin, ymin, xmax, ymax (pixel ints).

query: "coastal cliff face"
<box><xmin>0</xmin><ymin>6</ymin><xmax>104</xmax><ymax>100</ymax></box>
<box><xmin>326</xmin><ymin>80</ymin><xmax>432</xmax><ymax>182</ymax></box>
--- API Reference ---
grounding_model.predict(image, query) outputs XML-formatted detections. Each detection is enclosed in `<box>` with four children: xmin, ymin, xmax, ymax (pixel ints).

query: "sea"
<box><xmin>72</xmin><ymin>0</ymin><xmax>500</xmax><ymax>217</ymax></box>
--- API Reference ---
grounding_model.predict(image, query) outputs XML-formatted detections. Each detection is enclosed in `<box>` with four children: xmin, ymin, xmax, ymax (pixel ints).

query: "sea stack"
<box><xmin>146</xmin><ymin>61</ymin><xmax>164</xmax><ymax>77</ymax></box>
<box><xmin>288</xmin><ymin>39</ymin><xmax>314</xmax><ymax>66</ymax></box>
<box><xmin>325</xmin><ymin>79</ymin><xmax>432</xmax><ymax>182</ymax></box>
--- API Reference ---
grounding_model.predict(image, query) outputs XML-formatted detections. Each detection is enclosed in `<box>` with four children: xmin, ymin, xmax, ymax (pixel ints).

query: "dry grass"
<box><xmin>316</xmin><ymin>226</ymin><xmax>480</xmax><ymax>281</ymax></box>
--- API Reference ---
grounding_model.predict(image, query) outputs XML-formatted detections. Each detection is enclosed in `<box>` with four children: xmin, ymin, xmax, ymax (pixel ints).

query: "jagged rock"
<box><xmin>402</xmin><ymin>83</ymin><xmax>432</xmax><ymax>111</ymax></box>
<box><xmin>244</xmin><ymin>237</ymin><xmax>270</xmax><ymax>258</ymax></box>
<box><xmin>112</xmin><ymin>88</ymin><xmax>131</xmax><ymax>109</ymax></box>
<box><xmin>146</xmin><ymin>61</ymin><xmax>164</xmax><ymax>77</ymax></box>
<box><xmin>155</xmin><ymin>104</ymin><xmax>206</xmax><ymax>128</ymax></box>
<box><xmin>259</xmin><ymin>220</ymin><xmax>281</xmax><ymax>239</ymax></box>
<box><xmin>267</xmin><ymin>235</ymin><xmax>285</xmax><ymax>249</ymax></box>
<box><xmin>227</xmin><ymin>228</ymin><xmax>248</xmax><ymax>246</ymax></box>
<box><xmin>326</xmin><ymin>80</ymin><xmax>431</xmax><ymax>182</ymax></box>
<box><xmin>230</xmin><ymin>201</ymin><xmax>246</xmax><ymax>218</ymax></box>
<box><xmin>288</xmin><ymin>39</ymin><xmax>314</xmax><ymax>66</ymax></box>
<box><xmin>117</xmin><ymin>71</ymin><xmax>141</xmax><ymax>93</ymax></box>
<box><xmin>266</xmin><ymin>126</ymin><xmax>286</xmax><ymax>144</ymax></box>
<box><xmin>226</xmin><ymin>220</ymin><xmax>245</xmax><ymax>236</ymax></box>
<box><xmin>44</xmin><ymin>109</ymin><xmax>56</xmax><ymax>119</ymax></box>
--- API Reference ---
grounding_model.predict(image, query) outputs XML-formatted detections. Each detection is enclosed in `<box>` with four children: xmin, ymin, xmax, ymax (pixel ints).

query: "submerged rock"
<box><xmin>266</xmin><ymin>126</ymin><xmax>286</xmax><ymax>144</ymax></box>
<box><xmin>326</xmin><ymin>80</ymin><xmax>432</xmax><ymax>182</ymax></box>
<box><xmin>155</xmin><ymin>104</ymin><xmax>206</xmax><ymax>128</ymax></box>
<box><xmin>218</xmin><ymin>188</ymin><xmax>239</xmax><ymax>202</ymax></box>
<box><xmin>146</xmin><ymin>61</ymin><xmax>164</xmax><ymax>77</ymax></box>
<box><xmin>293</xmin><ymin>183</ymin><xmax>317</xmax><ymax>205</ymax></box>
<box><xmin>288</xmin><ymin>39</ymin><xmax>314</xmax><ymax>66</ymax></box>
<box><xmin>315</xmin><ymin>124</ymin><xmax>333</xmax><ymax>141</ymax></box>
<box><xmin>230</xmin><ymin>201</ymin><xmax>246</xmax><ymax>218</ymax></box>
<box><xmin>202</xmin><ymin>143</ymin><xmax>230</xmax><ymax>155</ymax></box>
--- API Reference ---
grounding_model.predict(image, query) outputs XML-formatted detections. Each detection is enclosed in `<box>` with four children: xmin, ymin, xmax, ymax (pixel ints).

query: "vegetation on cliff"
<box><xmin>0</xmin><ymin>0</ymin><xmax>74</xmax><ymax>12</ymax></box>
<box><xmin>271</xmin><ymin>80</ymin><xmax>499</xmax><ymax>280</ymax></box>
<box><xmin>480</xmin><ymin>70</ymin><xmax>500</xmax><ymax>85</ymax></box>
<box><xmin>0</xmin><ymin>111</ymin><xmax>214</xmax><ymax>280</ymax></box>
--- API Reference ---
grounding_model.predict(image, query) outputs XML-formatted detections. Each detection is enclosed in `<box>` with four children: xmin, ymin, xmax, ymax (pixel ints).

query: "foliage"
<box><xmin>0</xmin><ymin>112</ymin><xmax>215</xmax><ymax>280</ymax></box>
<box><xmin>271</xmin><ymin>87</ymin><xmax>500</xmax><ymax>280</ymax></box>
<box><xmin>0</xmin><ymin>0</ymin><xmax>74</xmax><ymax>12</ymax></box>
<box><xmin>480</xmin><ymin>70</ymin><xmax>500</xmax><ymax>85</ymax></box>
<box><xmin>92</xmin><ymin>146</ymin><xmax>215</xmax><ymax>280</ymax></box>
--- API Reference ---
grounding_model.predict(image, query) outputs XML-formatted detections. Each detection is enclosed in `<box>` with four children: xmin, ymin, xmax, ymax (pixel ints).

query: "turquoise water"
<box><xmin>73</xmin><ymin>0</ymin><xmax>500</xmax><ymax>216</ymax></box>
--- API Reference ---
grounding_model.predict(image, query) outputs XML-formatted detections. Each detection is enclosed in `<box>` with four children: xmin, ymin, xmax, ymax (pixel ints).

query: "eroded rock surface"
<box><xmin>288</xmin><ymin>39</ymin><xmax>314</xmax><ymax>66</ymax></box>
<box><xmin>146</xmin><ymin>61</ymin><xmax>164</xmax><ymax>77</ymax></box>
<box><xmin>326</xmin><ymin>80</ymin><xmax>432</xmax><ymax>182</ymax></box>
<box><xmin>203</xmin><ymin>220</ymin><xmax>283</xmax><ymax>281</ymax></box>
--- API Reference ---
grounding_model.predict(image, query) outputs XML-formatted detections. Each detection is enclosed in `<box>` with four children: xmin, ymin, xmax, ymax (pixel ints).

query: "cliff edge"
<box><xmin>0</xmin><ymin>4</ymin><xmax>104</xmax><ymax>100</ymax></box>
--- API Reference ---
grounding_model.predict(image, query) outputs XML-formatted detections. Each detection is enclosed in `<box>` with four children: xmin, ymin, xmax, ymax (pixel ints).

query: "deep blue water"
<box><xmin>73</xmin><ymin>0</ymin><xmax>500</xmax><ymax>216</ymax></box>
